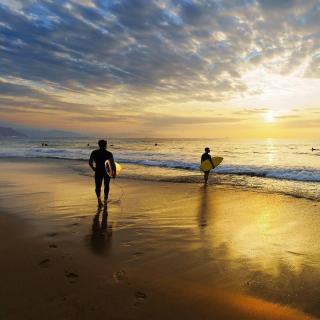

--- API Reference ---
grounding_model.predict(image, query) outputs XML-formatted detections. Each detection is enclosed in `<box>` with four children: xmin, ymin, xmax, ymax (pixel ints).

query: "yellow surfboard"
<box><xmin>105</xmin><ymin>161</ymin><xmax>122</xmax><ymax>177</ymax></box>
<box><xmin>200</xmin><ymin>157</ymin><xmax>223</xmax><ymax>172</ymax></box>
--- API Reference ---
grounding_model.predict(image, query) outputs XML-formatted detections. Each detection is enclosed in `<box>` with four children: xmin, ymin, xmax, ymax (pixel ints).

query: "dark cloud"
<box><xmin>0</xmin><ymin>81</ymin><xmax>49</xmax><ymax>99</ymax></box>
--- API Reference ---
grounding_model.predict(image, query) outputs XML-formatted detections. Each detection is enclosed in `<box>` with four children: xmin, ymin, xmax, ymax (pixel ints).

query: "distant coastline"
<box><xmin>0</xmin><ymin>126</ymin><xmax>26</xmax><ymax>138</ymax></box>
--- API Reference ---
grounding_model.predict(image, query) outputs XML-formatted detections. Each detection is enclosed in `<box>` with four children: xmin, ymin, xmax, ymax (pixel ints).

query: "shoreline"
<box><xmin>0</xmin><ymin>156</ymin><xmax>319</xmax><ymax>202</ymax></box>
<box><xmin>0</xmin><ymin>157</ymin><xmax>319</xmax><ymax>319</ymax></box>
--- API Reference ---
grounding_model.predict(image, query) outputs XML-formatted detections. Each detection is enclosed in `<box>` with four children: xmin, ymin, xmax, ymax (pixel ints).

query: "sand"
<box><xmin>0</xmin><ymin>157</ymin><xmax>319</xmax><ymax>319</ymax></box>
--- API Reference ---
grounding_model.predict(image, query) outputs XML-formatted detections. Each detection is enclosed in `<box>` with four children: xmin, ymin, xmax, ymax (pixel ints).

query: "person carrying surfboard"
<box><xmin>89</xmin><ymin>139</ymin><xmax>116</xmax><ymax>206</ymax></box>
<box><xmin>201</xmin><ymin>147</ymin><xmax>215</xmax><ymax>185</ymax></box>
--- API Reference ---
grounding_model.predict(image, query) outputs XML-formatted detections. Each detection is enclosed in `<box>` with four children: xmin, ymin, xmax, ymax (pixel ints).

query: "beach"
<box><xmin>0</xmin><ymin>157</ymin><xmax>319</xmax><ymax>319</ymax></box>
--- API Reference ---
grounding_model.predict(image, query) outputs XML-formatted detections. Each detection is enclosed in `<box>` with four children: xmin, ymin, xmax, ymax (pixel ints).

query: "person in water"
<box><xmin>201</xmin><ymin>147</ymin><xmax>214</xmax><ymax>185</ymax></box>
<box><xmin>89</xmin><ymin>139</ymin><xmax>116</xmax><ymax>205</ymax></box>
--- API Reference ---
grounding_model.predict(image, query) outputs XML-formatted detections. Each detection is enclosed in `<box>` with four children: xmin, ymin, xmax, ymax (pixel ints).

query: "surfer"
<box><xmin>89</xmin><ymin>139</ymin><xmax>116</xmax><ymax>206</ymax></box>
<box><xmin>201</xmin><ymin>147</ymin><xmax>214</xmax><ymax>185</ymax></box>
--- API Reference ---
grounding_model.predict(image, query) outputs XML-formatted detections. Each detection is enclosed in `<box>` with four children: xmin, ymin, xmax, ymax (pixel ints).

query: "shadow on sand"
<box><xmin>87</xmin><ymin>204</ymin><xmax>113</xmax><ymax>255</ymax></box>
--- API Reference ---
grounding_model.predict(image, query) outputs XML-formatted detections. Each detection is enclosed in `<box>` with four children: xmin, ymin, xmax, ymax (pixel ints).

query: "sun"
<box><xmin>264</xmin><ymin>112</ymin><xmax>274</xmax><ymax>123</ymax></box>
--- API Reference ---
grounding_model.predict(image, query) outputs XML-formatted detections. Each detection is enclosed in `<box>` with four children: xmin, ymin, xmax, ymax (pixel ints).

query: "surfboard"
<box><xmin>105</xmin><ymin>161</ymin><xmax>122</xmax><ymax>177</ymax></box>
<box><xmin>200</xmin><ymin>157</ymin><xmax>223</xmax><ymax>172</ymax></box>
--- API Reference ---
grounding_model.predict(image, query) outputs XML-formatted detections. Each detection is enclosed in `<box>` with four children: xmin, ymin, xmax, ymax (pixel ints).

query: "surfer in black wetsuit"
<box><xmin>89</xmin><ymin>139</ymin><xmax>116</xmax><ymax>205</ymax></box>
<box><xmin>201</xmin><ymin>147</ymin><xmax>214</xmax><ymax>185</ymax></box>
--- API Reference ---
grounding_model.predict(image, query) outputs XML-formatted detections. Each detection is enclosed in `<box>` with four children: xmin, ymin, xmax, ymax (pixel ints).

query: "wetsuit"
<box><xmin>89</xmin><ymin>149</ymin><xmax>115</xmax><ymax>198</ymax></box>
<box><xmin>201</xmin><ymin>153</ymin><xmax>213</xmax><ymax>171</ymax></box>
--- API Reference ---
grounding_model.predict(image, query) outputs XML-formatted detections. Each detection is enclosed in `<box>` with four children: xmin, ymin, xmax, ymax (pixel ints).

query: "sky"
<box><xmin>0</xmin><ymin>0</ymin><xmax>319</xmax><ymax>138</ymax></box>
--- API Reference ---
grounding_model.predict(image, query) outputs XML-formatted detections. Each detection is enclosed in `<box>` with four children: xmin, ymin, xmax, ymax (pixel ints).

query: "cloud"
<box><xmin>258</xmin><ymin>0</ymin><xmax>297</xmax><ymax>10</ymax></box>
<box><xmin>284</xmin><ymin>118</ymin><xmax>320</xmax><ymax>128</ymax></box>
<box><xmin>142</xmin><ymin>114</ymin><xmax>245</xmax><ymax>125</ymax></box>
<box><xmin>0</xmin><ymin>0</ymin><xmax>319</xmax><ymax>133</ymax></box>
<box><xmin>0</xmin><ymin>1</ymin><xmax>316</xmax><ymax>87</ymax></box>
<box><xmin>233</xmin><ymin>107</ymin><xmax>269</xmax><ymax>115</ymax></box>
<box><xmin>0</xmin><ymin>80</ymin><xmax>53</xmax><ymax>100</ymax></box>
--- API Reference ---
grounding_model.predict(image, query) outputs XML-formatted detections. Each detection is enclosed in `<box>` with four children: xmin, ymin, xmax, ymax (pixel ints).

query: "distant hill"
<box><xmin>20</xmin><ymin>128</ymin><xmax>85</xmax><ymax>138</ymax></box>
<box><xmin>0</xmin><ymin>121</ymin><xmax>88</xmax><ymax>138</ymax></box>
<box><xmin>0</xmin><ymin>127</ymin><xmax>27</xmax><ymax>137</ymax></box>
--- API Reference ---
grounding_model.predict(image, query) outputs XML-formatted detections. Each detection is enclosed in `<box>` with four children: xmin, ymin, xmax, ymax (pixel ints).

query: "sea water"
<box><xmin>0</xmin><ymin>137</ymin><xmax>319</xmax><ymax>200</ymax></box>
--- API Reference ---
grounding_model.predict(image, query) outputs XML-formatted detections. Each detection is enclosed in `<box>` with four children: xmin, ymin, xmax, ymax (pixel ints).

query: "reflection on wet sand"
<box><xmin>89</xmin><ymin>204</ymin><xmax>113</xmax><ymax>254</ymax></box>
<box><xmin>193</xmin><ymin>238</ymin><xmax>320</xmax><ymax>318</ymax></box>
<box><xmin>193</xmin><ymin>190</ymin><xmax>320</xmax><ymax>317</ymax></box>
<box><xmin>198</xmin><ymin>185</ymin><xmax>210</xmax><ymax>229</ymax></box>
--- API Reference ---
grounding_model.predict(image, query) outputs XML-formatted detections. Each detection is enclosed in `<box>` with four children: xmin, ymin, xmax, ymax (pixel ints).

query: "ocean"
<box><xmin>0</xmin><ymin>137</ymin><xmax>319</xmax><ymax>200</ymax></box>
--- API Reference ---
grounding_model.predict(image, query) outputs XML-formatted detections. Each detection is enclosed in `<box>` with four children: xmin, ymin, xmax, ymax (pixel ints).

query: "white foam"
<box><xmin>1</xmin><ymin>143</ymin><xmax>320</xmax><ymax>183</ymax></box>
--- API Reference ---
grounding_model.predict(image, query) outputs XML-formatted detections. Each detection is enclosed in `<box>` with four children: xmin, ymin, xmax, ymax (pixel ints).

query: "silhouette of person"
<box><xmin>90</xmin><ymin>204</ymin><xmax>112</xmax><ymax>254</ymax></box>
<box><xmin>201</xmin><ymin>147</ymin><xmax>214</xmax><ymax>185</ymax></box>
<box><xmin>89</xmin><ymin>139</ymin><xmax>116</xmax><ymax>205</ymax></box>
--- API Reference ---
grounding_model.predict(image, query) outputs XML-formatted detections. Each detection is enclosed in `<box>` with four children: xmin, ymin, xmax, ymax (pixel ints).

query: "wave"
<box><xmin>0</xmin><ymin>147</ymin><xmax>90</xmax><ymax>160</ymax></box>
<box><xmin>217</xmin><ymin>166</ymin><xmax>320</xmax><ymax>182</ymax></box>
<box><xmin>118</xmin><ymin>159</ymin><xmax>320</xmax><ymax>183</ymax></box>
<box><xmin>1</xmin><ymin>148</ymin><xmax>320</xmax><ymax>183</ymax></box>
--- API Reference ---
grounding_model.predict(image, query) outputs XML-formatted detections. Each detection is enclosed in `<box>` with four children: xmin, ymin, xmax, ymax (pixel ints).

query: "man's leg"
<box><xmin>204</xmin><ymin>171</ymin><xmax>209</xmax><ymax>185</ymax></box>
<box><xmin>103</xmin><ymin>173</ymin><xmax>111</xmax><ymax>201</ymax></box>
<box><xmin>95</xmin><ymin>173</ymin><xmax>103</xmax><ymax>204</ymax></box>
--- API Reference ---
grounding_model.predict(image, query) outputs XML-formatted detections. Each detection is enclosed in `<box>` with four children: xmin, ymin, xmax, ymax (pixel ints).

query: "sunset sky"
<box><xmin>0</xmin><ymin>0</ymin><xmax>319</xmax><ymax>138</ymax></box>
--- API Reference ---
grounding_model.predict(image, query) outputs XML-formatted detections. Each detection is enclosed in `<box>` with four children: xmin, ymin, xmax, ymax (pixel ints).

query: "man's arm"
<box><xmin>89</xmin><ymin>152</ymin><xmax>95</xmax><ymax>172</ymax></box>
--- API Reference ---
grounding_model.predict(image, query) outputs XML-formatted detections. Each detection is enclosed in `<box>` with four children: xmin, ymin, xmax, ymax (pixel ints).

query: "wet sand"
<box><xmin>0</xmin><ymin>157</ymin><xmax>319</xmax><ymax>319</ymax></box>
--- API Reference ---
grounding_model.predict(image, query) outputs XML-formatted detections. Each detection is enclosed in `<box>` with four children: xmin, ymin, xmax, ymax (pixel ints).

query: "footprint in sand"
<box><xmin>133</xmin><ymin>291</ymin><xmax>147</xmax><ymax>307</ymax></box>
<box><xmin>66</xmin><ymin>222</ymin><xmax>79</xmax><ymax>228</ymax></box>
<box><xmin>120</xmin><ymin>241</ymin><xmax>132</xmax><ymax>247</ymax></box>
<box><xmin>113</xmin><ymin>270</ymin><xmax>127</xmax><ymax>283</ymax></box>
<box><xmin>65</xmin><ymin>270</ymin><xmax>79</xmax><ymax>284</ymax></box>
<box><xmin>108</xmin><ymin>199</ymin><xmax>121</xmax><ymax>205</ymax></box>
<box><xmin>246</xmin><ymin>279</ymin><xmax>261</xmax><ymax>288</ymax></box>
<box><xmin>39</xmin><ymin>258</ymin><xmax>51</xmax><ymax>268</ymax></box>
<box><xmin>132</xmin><ymin>252</ymin><xmax>144</xmax><ymax>259</ymax></box>
<box><xmin>286</xmin><ymin>250</ymin><xmax>305</xmax><ymax>256</ymax></box>
<box><xmin>46</xmin><ymin>232</ymin><xmax>58</xmax><ymax>238</ymax></box>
